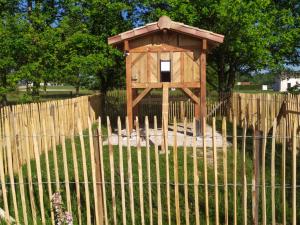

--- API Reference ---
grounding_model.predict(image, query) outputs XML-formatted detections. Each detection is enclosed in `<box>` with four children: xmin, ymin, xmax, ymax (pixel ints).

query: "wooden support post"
<box><xmin>200</xmin><ymin>40</ymin><xmax>207</xmax><ymax>132</ymax></box>
<box><xmin>132</xmin><ymin>89</ymin><xmax>138</xmax><ymax>120</ymax></box>
<box><xmin>181</xmin><ymin>88</ymin><xmax>200</xmax><ymax>105</ymax></box>
<box><xmin>162</xmin><ymin>83</ymin><xmax>169</xmax><ymax>153</ymax></box>
<box><xmin>132</xmin><ymin>88</ymin><xmax>152</xmax><ymax>108</ymax></box>
<box><xmin>162</xmin><ymin>83</ymin><xmax>169</xmax><ymax>126</ymax></box>
<box><xmin>194</xmin><ymin>89</ymin><xmax>200</xmax><ymax>119</ymax></box>
<box><xmin>180</xmin><ymin>101</ymin><xmax>185</xmax><ymax>122</ymax></box>
<box><xmin>125</xmin><ymin>40</ymin><xmax>133</xmax><ymax>132</ymax></box>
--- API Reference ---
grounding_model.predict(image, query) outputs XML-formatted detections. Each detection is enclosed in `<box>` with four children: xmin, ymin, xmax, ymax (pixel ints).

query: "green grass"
<box><xmin>6</xmin><ymin>86</ymin><xmax>94</xmax><ymax>105</ymax></box>
<box><xmin>0</xmin><ymin>119</ymin><xmax>299</xmax><ymax>224</ymax></box>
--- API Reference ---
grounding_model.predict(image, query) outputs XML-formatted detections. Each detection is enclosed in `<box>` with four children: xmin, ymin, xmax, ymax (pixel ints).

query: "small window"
<box><xmin>160</xmin><ymin>60</ymin><xmax>171</xmax><ymax>82</ymax></box>
<box><xmin>287</xmin><ymin>82</ymin><xmax>291</xmax><ymax>89</ymax></box>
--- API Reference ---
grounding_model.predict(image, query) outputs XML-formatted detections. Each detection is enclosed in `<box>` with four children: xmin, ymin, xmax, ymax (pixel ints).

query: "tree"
<box><xmin>56</xmin><ymin>0</ymin><xmax>131</xmax><ymax>95</ymax></box>
<box><xmin>0</xmin><ymin>3</ymin><xmax>24</xmax><ymax>105</ymax></box>
<box><xmin>134</xmin><ymin>0</ymin><xmax>300</xmax><ymax>91</ymax></box>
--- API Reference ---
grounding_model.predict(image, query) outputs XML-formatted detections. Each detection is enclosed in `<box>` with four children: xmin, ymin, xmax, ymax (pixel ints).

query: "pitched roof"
<box><xmin>108</xmin><ymin>16</ymin><xmax>224</xmax><ymax>46</ymax></box>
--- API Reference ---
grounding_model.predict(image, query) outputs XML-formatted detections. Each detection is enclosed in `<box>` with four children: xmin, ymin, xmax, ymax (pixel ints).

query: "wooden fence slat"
<box><xmin>271</xmin><ymin>119</ymin><xmax>277</xmax><ymax>225</ymax></box>
<box><xmin>5</xmin><ymin>119</ymin><xmax>20</xmax><ymax>224</ymax></box>
<box><xmin>222</xmin><ymin>117</ymin><xmax>228</xmax><ymax>225</ymax></box>
<box><xmin>117</xmin><ymin>117</ymin><xmax>127</xmax><ymax>225</ymax></box>
<box><xmin>163</xmin><ymin>115</ymin><xmax>171</xmax><ymax>225</ymax></box>
<box><xmin>292</xmin><ymin>121</ymin><xmax>297</xmax><ymax>225</ymax></box>
<box><xmin>212</xmin><ymin>117</ymin><xmax>219</xmax><ymax>225</ymax></box>
<box><xmin>126</xmin><ymin>117</ymin><xmax>135</xmax><ymax>225</ymax></box>
<box><xmin>233</xmin><ymin>116</ymin><xmax>237</xmax><ymax>225</ymax></box>
<box><xmin>14</xmin><ymin>116</ymin><xmax>28</xmax><ymax>225</ymax></box>
<box><xmin>24</xmin><ymin>127</ymin><xmax>37</xmax><ymax>225</ymax></box>
<box><xmin>281</xmin><ymin>118</ymin><xmax>286</xmax><ymax>225</ymax></box>
<box><xmin>106</xmin><ymin>116</ymin><xmax>117</xmax><ymax>225</ymax></box>
<box><xmin>77</xmin><ymin>118</ymin><xmax>91</xmax><ymax>225</ymax></box>
<box><xmin>88</xmin><ymin>117</ymin><xmax>100</xmax><ymax>225</ymax></box>
<box><xmin>98</xmin><ymin>118</ymin><xmax>108</xmax><ymax>225</ymax></box>
<box><xmin>61</xmin><ymin>121</ymin><xmax>72</xmax><ymax>213</ymax></box>
<box><xmin>173</xmin><ymin>117</ymin><xmax>180</xmax><ymax>225</ymax></box>
<box><xmin>202</xmin><ymin>117</ymin><xmax>209</xmax><ymax>225</ymax></box>
<box><xmin>192</xmin><ymin>118</ymin><xmax>200</xmax><ymax>225</ymax></box>
<box><xmin>242</xmin><ymin>120</ymin><xmax>247</xmax><ymax>225</ymax></box>
<box><xmin>183</xmin><ymin>118</ymin><xmax>190</xmax><ymax>225</ymax></box>
<box><xmin>50</xmin><ymin>116</ymin><xmax>60</xmax><ymax>191</ymax></box>
<box><xmin>153</xmin><ymin>116</ymin><xmax>162</xmax><ymax>225</ymax></box>
<box><xmin>0</xmin><ymin>125</ymin><xmax>10</xmax><ymax>224</ymax></box>
<box><xmin>262</xmin><ymin>117</ymin><xmax>267</xmax><ymax>225</ymax></box>
<box><xmin>42</xmin><ymin>119</ymin><xmax>54</xmax><ymax>224</ymax></box>
<box><xmin>32</xmin><ymin>126</ymin><xmax>46</xmax><ymax>225</ymax></box>
<box><xmin>70</xmin><ymin>128</ymin><xmax>82</xmax><ymax>225</ymax></box>
<box><xmin>145</xmin><ymin>116</ymin><xmax>153</xmax><ymax>225</ymax></box>
<box><xmin>136</xmin><ymin>117</ymin><xmax>145</xmax><ymax>225</ymax></box>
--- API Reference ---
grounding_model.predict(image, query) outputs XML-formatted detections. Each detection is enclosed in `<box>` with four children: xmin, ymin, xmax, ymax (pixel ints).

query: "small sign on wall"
<box><xmin>161</xmin><ymin>60</ymin><xmax>171</xmax><ymax>72</ymax></box>
<box><xmin>161</xmin><ymin>60</ymin><xmax>171</xmax><ymax>82</ymax></box>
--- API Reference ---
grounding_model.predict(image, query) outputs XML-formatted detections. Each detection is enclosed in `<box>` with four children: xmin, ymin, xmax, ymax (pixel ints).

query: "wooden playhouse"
<box><xmin>108</xmin><ymin>16</ymin><xmax>224</xmax><ymax>131</ymax></box>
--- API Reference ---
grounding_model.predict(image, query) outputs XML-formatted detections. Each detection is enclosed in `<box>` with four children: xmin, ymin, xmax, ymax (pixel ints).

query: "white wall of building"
<box><xmin>274</xmin><ymin>78</ymin><xmax>300</xmax><ymax>92</ymax></box>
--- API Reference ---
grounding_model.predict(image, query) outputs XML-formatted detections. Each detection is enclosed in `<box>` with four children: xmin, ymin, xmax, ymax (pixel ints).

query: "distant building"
<box><xmin>237</xmin><ymin>81</ymin><xmax>252</xmax><ymax>86</ymax></box>
<box><xmin>273</xmin><ymin>72</ymin><xmax>300</xmax><ymax>92</ymax></box>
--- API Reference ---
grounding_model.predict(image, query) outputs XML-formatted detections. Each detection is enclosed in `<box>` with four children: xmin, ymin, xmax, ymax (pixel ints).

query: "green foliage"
<box><xmin>0</xmin><ymin>0</ymin><xmax>299</xmax><ymax>103</ymax></box>
<box><xmin>135</xmin><ymin>0</ymin><xmax>299</xmax><ymax>91</ymax></box>
<box><xmin>18</xmin><ymin>92</ymin><xmax>34</xmax><ymax>104</ymax></box>
<box><xmin>287</xmin><ymin>84</ymin><xmax>300</xmax><ymax>94</ymax></box>
<box><xmin>0</xmin><ymin>0</ymin><xmax>132</xmax><ymax>102</ymax></box>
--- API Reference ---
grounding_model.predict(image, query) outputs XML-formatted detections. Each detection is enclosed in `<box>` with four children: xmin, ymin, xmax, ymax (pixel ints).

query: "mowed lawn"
<box><xmin>0</xmin><ymin>119</ymin><xmax>299</xmax><ymax>224</ymax></box>
<box><xmin>6</xmin><ymin>86</ymin><xmax>94</xmax><ymax>104</ymax></box>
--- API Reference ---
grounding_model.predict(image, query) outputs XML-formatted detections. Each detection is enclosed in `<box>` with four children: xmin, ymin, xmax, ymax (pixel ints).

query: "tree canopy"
<box><xmin>0</xmin><ymin>0</ymin><xmax>299</xmax><ymax>104</ymax></box>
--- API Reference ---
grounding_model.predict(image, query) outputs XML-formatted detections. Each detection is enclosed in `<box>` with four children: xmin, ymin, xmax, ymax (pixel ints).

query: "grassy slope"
<box><xmin>0</xmin><ymin>119</ymin><xmax>299</xmax><ymax>224</ymax></box>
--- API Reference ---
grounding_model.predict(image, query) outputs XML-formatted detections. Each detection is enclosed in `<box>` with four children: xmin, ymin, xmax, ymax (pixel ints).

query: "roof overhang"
<box><xmin>108</xmin><ymin>16</ymin><xmax>224</xmax><ymax>47</ymax></box>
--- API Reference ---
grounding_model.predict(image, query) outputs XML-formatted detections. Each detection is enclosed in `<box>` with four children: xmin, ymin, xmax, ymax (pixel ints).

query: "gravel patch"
<box><xmin>103</xmin><ymin>123</ymin><xmax>231</xmax><ymax>148</ymax></box>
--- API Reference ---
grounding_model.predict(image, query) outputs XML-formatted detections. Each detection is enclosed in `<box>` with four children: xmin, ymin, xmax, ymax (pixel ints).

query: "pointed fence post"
<box><xmin>93</xmin><ymin>129</ymin><xmax>104</xmax><ymax>224</ymax></box>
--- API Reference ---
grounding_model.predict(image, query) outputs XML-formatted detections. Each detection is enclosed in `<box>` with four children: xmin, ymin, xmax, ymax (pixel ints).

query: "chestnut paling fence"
<box><xmin>0</xmin><ymin>92</ymin><xmax>299</xmax><ymax>224</ymax></box>
<box><xmin>0</xmin><ymin>114</ymin><xmax>299</xmax><ymax>225</ymax></box>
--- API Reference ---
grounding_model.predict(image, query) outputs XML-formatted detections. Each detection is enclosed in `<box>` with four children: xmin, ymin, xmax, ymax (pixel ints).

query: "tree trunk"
<box><xmin>75</xmin><ymin>86</ymin><xmax>80</xmax><ymax>96</ymax></box>
<box><xmin>218</xmin><ymin>54</ymin><xmax>225</xmax><ymax>93</ymax></box>
<box><xmin>27</xmin><ymin>0</ymin><xmax>32</xmax><ymax>15</ymax></box>
<box><xmin>43</xmin><ymin>81</ymin><xmax>47</xmax><ymax>92</ymax></box>
<box><xmin>32</xmin><ymin>81</ymin><xmax>40</xmax><ymax>97</ymax></box>
<box><xmin>0</xmin><ymin>94</ymin><xmax>7</xmax><ymax>107</ymax></box>
<box><xmin>26</xmin><ymin>81</ymin><xmax>30</xmax><ymax>93</ymax></box>
<box><xmin>227</xmin><ymin>66</ymin><xmax>236</xmax><ymax>90</ymax></box>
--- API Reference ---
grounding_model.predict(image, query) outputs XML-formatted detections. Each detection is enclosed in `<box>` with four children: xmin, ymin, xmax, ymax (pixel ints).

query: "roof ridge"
<box><xmin>108</xmin><ymin>16</ymin><xmax>224</xmax><ymax>45</ymax></box>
